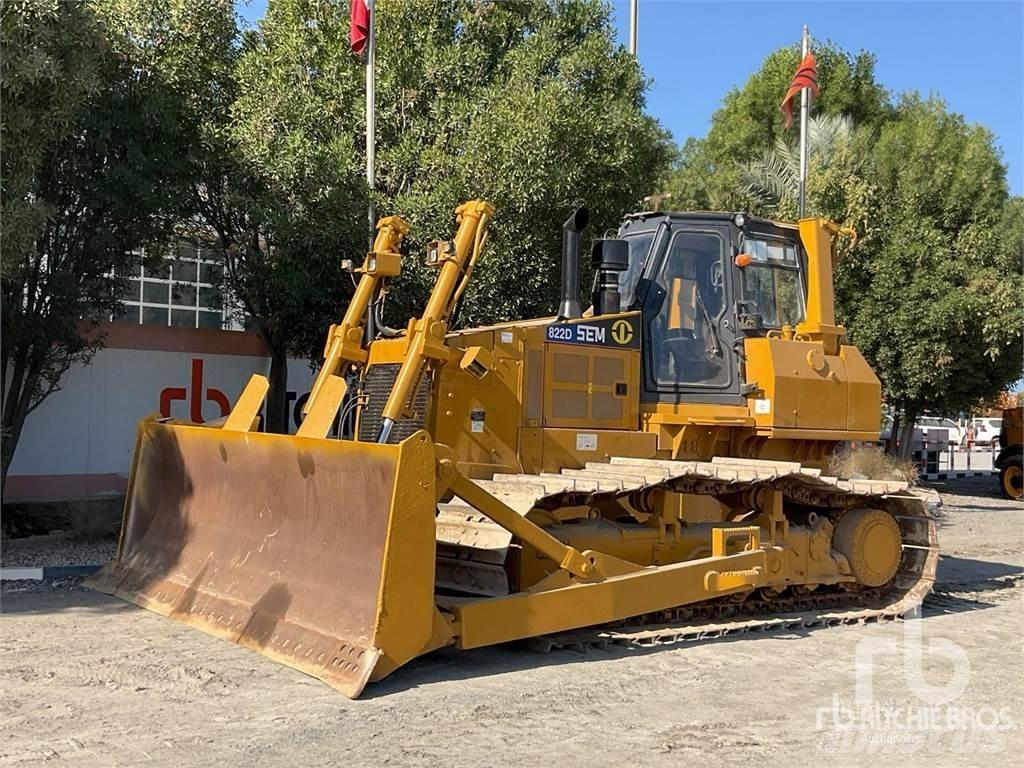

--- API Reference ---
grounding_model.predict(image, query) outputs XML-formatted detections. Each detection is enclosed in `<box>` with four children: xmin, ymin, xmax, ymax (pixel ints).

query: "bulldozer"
<box><xmin>89</xmin><ymin>200</ymin><xmax>937</xmax><ymax>698</ymax></box>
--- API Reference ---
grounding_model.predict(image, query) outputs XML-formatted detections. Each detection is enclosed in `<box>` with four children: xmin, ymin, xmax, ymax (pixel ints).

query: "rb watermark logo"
<box><xmin>815</xmin><ymin>606</ymin><xmax>1015</xmax><ymax>753</ymax></box>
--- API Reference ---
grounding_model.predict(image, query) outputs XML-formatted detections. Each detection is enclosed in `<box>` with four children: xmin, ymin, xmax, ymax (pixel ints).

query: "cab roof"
<box><xmin>621</xmin><ymin>211</ymin><xmax>798</xmax><ymax>231</ymax></box>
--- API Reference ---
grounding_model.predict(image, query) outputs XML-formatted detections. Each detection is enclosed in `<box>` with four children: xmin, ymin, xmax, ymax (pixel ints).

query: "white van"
<box><xmin>968</xmin><ymin>417</ymin><xmax>1003</xmax><ymax>449</ymax></box>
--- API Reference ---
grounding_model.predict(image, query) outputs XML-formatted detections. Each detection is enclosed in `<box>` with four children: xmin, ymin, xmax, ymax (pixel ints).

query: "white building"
<box><xmin>4</xmin><ymin>245</ymin><xmax>317</xmax><ymax>502</ymax></box>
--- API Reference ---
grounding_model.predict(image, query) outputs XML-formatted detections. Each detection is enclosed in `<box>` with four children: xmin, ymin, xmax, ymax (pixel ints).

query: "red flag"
<box><xmin>780</xmin><ymin>52</ymin><xmax>819</xmax><ymax>130</ymax></box>
<box><xmin>350</xmin><ymin>0</ymin><xmax>370</xmax><ymax>55</ymax></box>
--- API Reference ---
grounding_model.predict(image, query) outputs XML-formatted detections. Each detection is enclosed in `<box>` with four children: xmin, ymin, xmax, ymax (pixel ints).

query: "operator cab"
<box><xmin>617</xmin><ymin>211</ymin><xmax>807</xmax><ymax>405</ymax></box>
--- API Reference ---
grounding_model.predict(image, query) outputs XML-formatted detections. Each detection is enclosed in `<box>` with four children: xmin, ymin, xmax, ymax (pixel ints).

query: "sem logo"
<box><xmin>576</xmin><ymin>324</ymin><xmax>605</xmax><ymax>343</ymax></box>
<box><xmin>160</xmin><ymin>358</ymin><xmax>230</xmax><ymax>423</ymax></box>
<box><xmin>611</xmin><ymin>319</ymin><xmax>634</xmax><ymax>345</ymax></box>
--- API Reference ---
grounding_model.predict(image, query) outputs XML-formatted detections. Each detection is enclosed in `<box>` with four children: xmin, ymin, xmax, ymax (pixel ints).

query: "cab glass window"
<box><xmin>618</xmin><ymin>232</ymin><xmax>655</xmax><ymax>309</ymax></box>
<box><xmin>648</xmin><ymin>231</ymin><xmax>729</xmax><ymax>388</ymax></box>
<box><xmin>740</xmin><ymin>237</ymin><xmax>804</xmax><ymax>327</ymax></box>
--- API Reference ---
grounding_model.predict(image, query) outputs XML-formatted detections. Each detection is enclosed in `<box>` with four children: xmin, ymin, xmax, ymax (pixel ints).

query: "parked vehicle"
<box><xmin>87</xmin><ymin>207</ymin><xmax>936</xmax><ymax>698</ymax></box>
<box><xmin>880</xmin><ymin>416</ymin><xmax>963</xmax><ymax>450</ymax></box>
<box><xmin>916</xmin><ymin>417</ymin><xmax>965</xmax><ymax>449</ymax></box>
<box><xmin>969</xmin><ymin>417</ymin><xmax>1003</xmax><ymax>450</ymax></box>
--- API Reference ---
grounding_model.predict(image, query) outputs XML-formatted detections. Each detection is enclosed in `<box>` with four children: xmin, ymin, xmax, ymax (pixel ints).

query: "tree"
<box><xmin>663</xmin><ymin>42</ymin><xmax>890</xmax><ymax>210</ymax></box>
<box><xmin>738</xmin><ymin>113</ymin><xmax>856</xmax><ymax>215</ymax></box>
<box><xmin>372</xmin><ymin>0</ymin><xmax>674</xmax><ymax>326</ymax></box>
<box><xmin>832</xmin><ymin>97</ymin><xmax>1023</xmax><ymax>452</ymax></box>
<box><xmin>668</xmin><ymin>42</ymin><xmax>1023</xmax><ymax>456</ymax></box>
<box><xmin>184</xmin><ymin>0</ymin><xmax>365</xmax><ymax>433</ymax></box>
<box><xmin>0</xmin><ymin>0</ymin><xmax>205</xmax><ymax>488</ymax></box>
<box><xmin>190</xmin><ymin>0</ymin><xmax>673</xmax><ymax>431</ymax></box>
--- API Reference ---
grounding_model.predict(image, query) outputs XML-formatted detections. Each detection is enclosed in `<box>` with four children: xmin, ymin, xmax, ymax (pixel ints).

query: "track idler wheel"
<box><xmin>832</xmin><ymin>508</ymin><xmax>902</xmax><ymax>587</ymax></box>
<box><xmin>1000</xmin><ymin>462</ymin><xmax>1023</xmax><ymax>500</ymax></box>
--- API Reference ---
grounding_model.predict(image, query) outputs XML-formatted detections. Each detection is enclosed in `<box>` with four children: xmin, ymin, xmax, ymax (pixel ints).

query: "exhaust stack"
<box><xmin>557</xmin><ymin>208</ymin><xmax>590</xmax><ymax>320</ymax></box>
<box><xmin>590</xmin><ymin>238</ymin><xmax>629</xmax><ymax>316</ymax></box>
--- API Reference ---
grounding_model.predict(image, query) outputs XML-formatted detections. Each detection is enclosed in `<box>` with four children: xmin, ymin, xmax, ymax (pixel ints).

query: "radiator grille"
<box><xmin>357</xmin><ymin>363</ymin><xmax>432</xmax><ymax>443</ymax></box>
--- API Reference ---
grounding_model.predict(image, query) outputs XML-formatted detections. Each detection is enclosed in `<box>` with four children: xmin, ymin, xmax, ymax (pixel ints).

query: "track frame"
<box><xmin>434</xmin><ymin>454</ymin><xmax>938</xmax><ymax>652</ymax></box>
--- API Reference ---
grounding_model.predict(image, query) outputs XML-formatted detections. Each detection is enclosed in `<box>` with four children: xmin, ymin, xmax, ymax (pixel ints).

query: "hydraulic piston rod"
<box><xmin>376</xmin><ymin>200</ymin><xmax>494</xmax><ymax>443</ymax></box>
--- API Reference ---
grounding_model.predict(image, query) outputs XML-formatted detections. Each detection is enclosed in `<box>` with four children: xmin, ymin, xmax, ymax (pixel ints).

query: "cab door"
<box><xmin>639</xmin><ymin>221</ymin><xmax>743</xmax><ymax>405</ymax></box>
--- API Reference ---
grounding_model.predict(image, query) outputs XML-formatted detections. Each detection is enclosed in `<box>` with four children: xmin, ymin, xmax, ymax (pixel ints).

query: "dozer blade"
<box><xmin>87</xmin><ymin>418</ymin><xmax>446</xmax><ymax>698</ymax></box>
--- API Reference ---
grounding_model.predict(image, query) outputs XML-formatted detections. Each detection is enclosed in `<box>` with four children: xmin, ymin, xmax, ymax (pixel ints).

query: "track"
<box><xmin>435</xmin><ymin>456</ymin><xmax>939</xmax><ymax>651</ymax></box>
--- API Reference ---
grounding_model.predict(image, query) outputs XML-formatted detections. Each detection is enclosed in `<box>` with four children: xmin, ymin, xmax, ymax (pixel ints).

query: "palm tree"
<box><xmin>739</xmin><ymin>114</ymin><xmax>856</xmax><ymax>210</ymax></box>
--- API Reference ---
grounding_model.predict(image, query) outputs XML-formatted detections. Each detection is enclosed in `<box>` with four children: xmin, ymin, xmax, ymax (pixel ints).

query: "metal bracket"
<box><xmin>442</xmin><ymin>461</ymin><xmax>599</xmax><ymax>582</ymax></box>
<box><xmin>759</xmin><ymin>488</ymin><xmax>789</xmax><ymax>543</ymax></box>
<box><xmin>711</xmin><ymin>525</ymin><xmax>761</xmax><ymax>558</ymax></box>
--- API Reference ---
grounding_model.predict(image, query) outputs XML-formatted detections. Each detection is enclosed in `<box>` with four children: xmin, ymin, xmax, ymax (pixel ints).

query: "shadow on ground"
<box><xmin>367</xmin><ymin>554</ymin><xmax>1020</xmax><ymax>699</ymax></box>
<box><xmin>926</xmin><ymin>476</ymin><xmax>1012</xmax><ymax>504</ymax></box>
<box><xmin>0</xmin><ymin>584</ymin><xmax>135</xmax><ymax>615</ymax></box>
<box><xmin>935</xmin><ymin>554</ymin><xmax>1022</xmax><ymax>585</ymax></box>
<box><xmin>4</xmin><ymin>550</ymin><xmax>1020</xmax><ymax>702</ymax></box>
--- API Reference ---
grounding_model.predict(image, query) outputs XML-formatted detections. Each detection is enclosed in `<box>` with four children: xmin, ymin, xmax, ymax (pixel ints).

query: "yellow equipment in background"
<box><xmin>995</xmin><ymin>406</ymin><xmax>1023</xmax><ymax>499</ymax></box>
<box><xmin>90</xmin><ymin>202</ymin><xmax>937</xmax><ymax>698</ymax></box>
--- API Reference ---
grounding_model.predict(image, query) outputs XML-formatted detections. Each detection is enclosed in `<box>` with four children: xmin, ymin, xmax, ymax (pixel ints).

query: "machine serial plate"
<box><xmin>545</xmin><ymin>316</ymin><xmax>640</xmax><ymax>349</ymax></box>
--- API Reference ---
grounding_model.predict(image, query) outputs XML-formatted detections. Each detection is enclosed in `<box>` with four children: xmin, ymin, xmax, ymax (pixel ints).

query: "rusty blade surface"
<box><xmin>88</xmin><ymin>419</ymin><xmax>414</xmax><ymax>698</ymax></box>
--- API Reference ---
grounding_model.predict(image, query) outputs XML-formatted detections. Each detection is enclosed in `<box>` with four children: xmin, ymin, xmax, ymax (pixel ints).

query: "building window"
<box><xmin>118</xmin><ymin>243</ymin><xmax>242</xmax><ymax>330</ymax></box>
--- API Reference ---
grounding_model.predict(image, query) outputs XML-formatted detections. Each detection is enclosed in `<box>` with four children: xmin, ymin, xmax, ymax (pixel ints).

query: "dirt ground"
<box><xmin>2</xmin><ymin>477</ymin><xmax>1021</xmax><ymax>768</ymax></box>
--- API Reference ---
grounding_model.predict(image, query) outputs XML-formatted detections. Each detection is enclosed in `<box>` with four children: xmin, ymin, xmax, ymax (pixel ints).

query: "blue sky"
<box><xmin>237</xmin><ymin>1</ymin><xmax>1024</xmax><ymax>194</ymax></box>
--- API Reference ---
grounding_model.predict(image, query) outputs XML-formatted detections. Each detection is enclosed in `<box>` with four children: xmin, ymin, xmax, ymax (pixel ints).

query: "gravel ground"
<box><xmin>1</xmin><ymin>577</ymin><xmax>92</xmax><ymax>595</ymax></box>
<box><xmin>0</xmin><ymin>531</ymin><xmax>116</xmax><ymax>569</ymax></box>
<box><xmin>1</xmin><ymin>477</ymin><xmax>1021</xmax><ymax>768</ymax></box>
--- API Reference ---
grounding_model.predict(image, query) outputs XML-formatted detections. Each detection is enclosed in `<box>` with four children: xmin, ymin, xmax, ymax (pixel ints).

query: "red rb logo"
<box><xmin>159</xmin><ymin>358</ymin><xmax>230</xmax><ymax>423</ymax></box>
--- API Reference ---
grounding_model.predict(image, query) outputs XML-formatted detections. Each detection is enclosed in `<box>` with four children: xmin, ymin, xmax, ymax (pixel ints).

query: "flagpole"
<box><xmin>628</xmin><ymin>0</ymin><xmax>638</xmax><ymax>56</ymax></box>
<box><xmin>798</xmin><ymin>24</ymin><xmax>809</xmax><ymax>217</ymax></box>
<box><xmin>366</xmin><ymin>0</ymin><xmax>376</xmax><ymax>248</ymax></box>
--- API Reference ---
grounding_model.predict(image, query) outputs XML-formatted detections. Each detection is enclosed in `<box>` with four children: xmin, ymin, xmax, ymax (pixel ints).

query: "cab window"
<box><xmin>649</xmin><ymin>231</ymin><xmax>729</xmax><ymax>388</ymax></box>
<box><xmin>618</xmin><ymin>232</ymin><xmax>655</xmax><ymax>309</ymax></box>
<box><xmin>741</xmin><ymin>237</ymin><xmax>804</xmax><ymax>327</ymax></box>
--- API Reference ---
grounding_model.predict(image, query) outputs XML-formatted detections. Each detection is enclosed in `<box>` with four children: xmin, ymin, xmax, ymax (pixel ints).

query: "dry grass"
<box><xmin>828</xmin><ymin>444</ymin><xmax>919</xmax><ymax>485</ymax></box>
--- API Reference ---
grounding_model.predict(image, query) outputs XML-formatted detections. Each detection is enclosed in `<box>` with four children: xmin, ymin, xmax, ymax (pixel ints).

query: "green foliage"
<box><xmin>738</xmin><ymin>113</ymin><xmax>855</xmax><ymax>214</ymax></box>
<box><xmin>370</xmin><ymin>0</ymin><xmax>674</xmax><ymax>326</ymax></box>
<box><xmin>664</xmin><ymin>41</ymin><xmax>890</xmax><ymax>209</ymax></box>
<box><xmin>1</xmin><ymin>0</ymin><xmax>102</xmax><ymax>262</ymax></box>
<box><xmin>832</xmin><ymin>96</ymin><xmax>1023</xmax><ymax>430</ymax></box>
<box><xmin>12</xmin><ymin>0</ymin><xmax>1011</xmax><ymax>472</ymax></box>
<box><xmin>675</xmin><ymin>43</ymin><xmax>1019</xmax><ymax>450</ymax></box>
<box><xmin>200</xmin><ymin>0</ymin><xmax>365</xmax><ymax>356</ymax></box>
<box><xmin>224</xmin><ymin>0</ymin><xmax>673</xmax><ymax>335</ymax></box>
<box><xmin>672</xmin><ymin>41</ymin><xmax>1022</xmax><ymax>450</ymax></box>
<box><xmin>185</xmin><ymin>0</ymin><xmax>672</xmax><ymax>431</ymax></box>
<box><xmin>0</xmin><ymin>0</ymin><xmax>210</xmax><ymax>483</ymax></box>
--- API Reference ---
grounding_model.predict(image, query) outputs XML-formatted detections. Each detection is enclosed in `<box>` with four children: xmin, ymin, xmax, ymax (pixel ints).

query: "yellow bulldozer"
<box><xmin>89</xmin><ymin>201</ymin><xmax>937</xmax><ymax>698</ymax></box>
